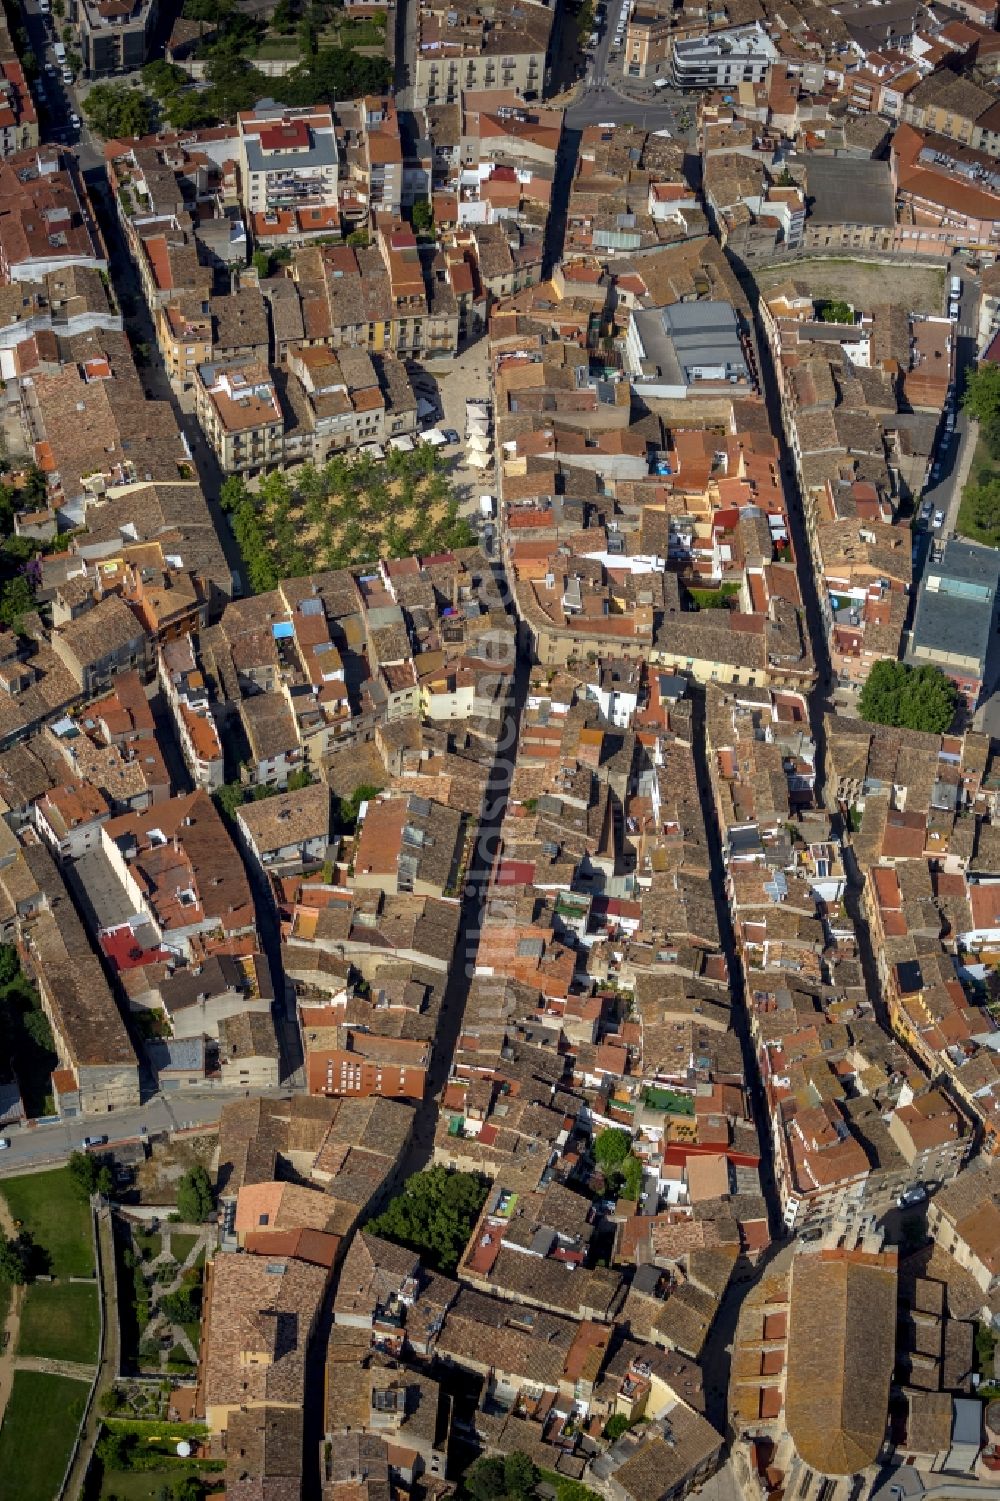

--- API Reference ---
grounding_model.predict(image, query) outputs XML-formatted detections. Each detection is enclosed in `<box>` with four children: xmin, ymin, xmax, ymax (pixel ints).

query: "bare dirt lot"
<box><xmin>135</xmin><ymin>1131</ymin><xmax>217</xmax><ymax>1206</ymax></box>
<box><xmin>754</xmin><ymin>259</ymin><xmax>946</xmax><ymax>316</ymax></box>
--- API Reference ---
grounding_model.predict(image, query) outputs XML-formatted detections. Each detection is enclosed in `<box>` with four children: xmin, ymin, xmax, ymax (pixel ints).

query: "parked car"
<box><xmin>441</xmin><ymin>428</ymin><xmax>460</xmax><ymax>444</ymax></box>
<box><xmin>933</xmin><ymin>510</ymin><xmax>945</xmax><ymax>529</ymax></box>
<box><xmin>654</xmin><ymin>77</ymin><xmax>669</xmax><ymax>88</ymax></box>
<box><xmin>69</xmin><ymin>112</ymin><xmax>80</xmax><ymax>129</ymax></box>
<box><xmin>0</xmin><ymin>1138</ymin><xmax>10</xmax><ymax>1151</ymax></box>
<box><xmin>83</xmin><ymin>1134</ymin><xmax>107</xmax><ymax>1148</ymax></box>
<box><xmin>61</xmin><ymin>66</ymin><xmax>74</xmax><ymax>83</ymax></box>
<box><xmin>919</xmin><ymin>499</ymin><xmax>933</xmax><ymax>521</ymax></box>
<box><xmin>44</xmin><ymin>60</ymin><xmax>56</xmax><ymax>75</ymax></box>
<box><xmin>897</xmin><ymin>1184</ymin><xmax>928</xmax><ymax>1209</ymax></box>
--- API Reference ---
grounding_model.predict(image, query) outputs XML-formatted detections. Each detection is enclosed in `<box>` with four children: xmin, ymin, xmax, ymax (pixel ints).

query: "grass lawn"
<box><xmin>0</xmin><ymin>1370</ymin><xmax>88</xmax><ymax>1501</ymax></box>
<box><xmin>957</xmin><ymin>425</ymin><xmax>1000</xmax><ymax>547</ymax></box>
<box><xmin>133</xmin><ymin>1229</ymin><xmax>161</xmax><ymax>1261</ymax></box>
<box><xmin>252</xmin><ymin>32</ymin><xmax>302</xmax><ymax>56</ymax></box>
<box><xmin>1</xmin><ymin>1166</ymin><xmax>94</xmax><ymax>1277</ymax></box>
<box><xmin>182</xmin><ymin>1319</ymin><xmax>201</xmax><ymax>1352</ymax></box>
<box><xmin>689</xmin><ymin>582</ymin><xmax>740</xmax><ymax>609</ymax></box>
<box><xmin>98</xmin><ymin>1465</ymin><xmax>216</xmax><ymax>1500</ymax></box>
<box><xmin>18</xmin><ymin>1279</ymin><xmax>100</xmax><ymax>1365</ymax></box>
<box><xmin>168</xmin><ymin>1232</ymin><xmax>197</xmax><ymax>1263</ymax></box>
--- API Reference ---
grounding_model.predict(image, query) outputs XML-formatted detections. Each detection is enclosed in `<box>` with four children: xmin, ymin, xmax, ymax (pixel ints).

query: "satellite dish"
<box><xmin>176</xmin><ymin>1441</ymin><xmax>192</xmax><ymax>1458</ymax></box>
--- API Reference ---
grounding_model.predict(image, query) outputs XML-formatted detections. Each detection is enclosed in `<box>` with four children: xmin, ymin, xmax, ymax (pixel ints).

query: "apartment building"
<box><xmin>413</xmin><ymin>0</ymin><xmax>553</xmax><ymax>107</ymax></box>
<box><xmin>76</xmin><ymin>0</ymin><xmax>157</xmax><ymax>75</ymax></box>
<box><xmin>193</xmin><ymin>356</ymin><xmax>284</xmax><ymax>475</ymax></box>
<box><xmin>899</xmin><ymin>69</ymin><xmax>1000</xmax><ymax>157</ymax></box>
<box><xmin>237</xmin><ymin>103</ymin><xmax>339</xmax><ymax>229</ymax></box>
<box><xmin>671</xmin><ymin>23</ymin><xmax>777</xmax><ymax>90</ymax></box>
<box><xmin>283</xmin><ymin>344</ymin><xmax>418</xmax><ymax>462</ymax></box>
<box><xmin>156</xmin><ymin>295</ymin><xmax>212</xmax><ymax>387</ymax></box>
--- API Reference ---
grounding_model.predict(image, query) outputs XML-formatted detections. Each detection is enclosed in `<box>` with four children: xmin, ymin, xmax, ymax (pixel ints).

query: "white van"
<box><xmin>53</xmin><ymin>40</ymin><xmax>66</xmax><ymax>62</ymax></box>
<box><xmin>950</xmin><ymin>274</ymin><xmax>962</xmax><ymax>298</ymax></box>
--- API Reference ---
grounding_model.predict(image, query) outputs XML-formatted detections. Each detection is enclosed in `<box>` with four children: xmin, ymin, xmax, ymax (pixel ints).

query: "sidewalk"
<box><xmin>947</xmin><ymin>417</ymin><xmax>978</xmax><ymax>538</ymax></box>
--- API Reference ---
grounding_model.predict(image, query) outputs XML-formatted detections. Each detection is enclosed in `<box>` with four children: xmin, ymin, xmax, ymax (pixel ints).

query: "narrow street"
<box><xmin>402</xmin><ymin>626</ymin><xmax>529</xmax><ymax>1173</ymax></box>
<box><xmin>303</xmin><ymin>573</ymin><xmax>528</xmax><ymax>1500</ymax></box>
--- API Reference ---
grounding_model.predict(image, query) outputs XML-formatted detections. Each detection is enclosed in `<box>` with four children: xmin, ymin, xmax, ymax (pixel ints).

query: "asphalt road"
<box><xmin>0</xmin><ymin>1090</ymin><xmax>266</xmax><ymax>1174</ymax></box>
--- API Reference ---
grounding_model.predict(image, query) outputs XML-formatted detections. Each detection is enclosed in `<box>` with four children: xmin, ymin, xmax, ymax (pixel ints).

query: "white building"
<box><xmin>671</xmin><ymin>22</ymin><xmax>777</xmax><ymax>90</ymax></box>
<box><xmin>237</xmin><ymin>103</ymin><xmax>339</xmax><ymax>221</ymax></box>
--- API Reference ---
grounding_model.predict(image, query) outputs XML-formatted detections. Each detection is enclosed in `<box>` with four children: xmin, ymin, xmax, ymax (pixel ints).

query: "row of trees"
<box><xmin>219</xmin><ymin>448</ymin><xmax>475</xmax><ymax>594</ymax></box>
<box><xmin>960</xmin><ymin>364</ymin><xmax>1000</xmax><ymax>547</ymax></box>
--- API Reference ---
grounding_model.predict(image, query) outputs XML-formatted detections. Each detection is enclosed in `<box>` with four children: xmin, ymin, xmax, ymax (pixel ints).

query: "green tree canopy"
<box><xmin>857</xmin><ymin>659</ymin><xmax>957</xmax><ymax>735</ymax></box>
<box><xmin>0</xmin><ymin>944</ymin><xmax>19</xmax><ymax>988</ymax></box>
<box><xmin>464</xmin><ymin>1458</ymin><xmax>507</xmax><ymax>1501</ymax></box>
<box><xmin>142</xmin><ymin>59</ymin><xmax>187</xmax><ymax>97</ymax></box>
<box><xmin>0</xmin><ymin>1229</ymin><xmax>44</xmax><ymax>1284</ymax></box>
<box><xmin>368</xmin><ymin>1165</ymin><xmax>489</xmax><ymax>1274</ymax></box>
<box><xmin>411</xmin><ymin>198</ymin><xmax>433</xmax><ymax>234</ymax></box>
<box><xmin>962</xmin><ymin>476</ymin><xmax>1000</xmax><ymax>548</ymax></box>
<box><xmin>963</xmin><ymin>363</ymin><xmax>1000</xmax><ymax>426</ymax></box>
<box><xmin>593</xmin><ymin>1127</ymin><xmax>631</xmax><ymax>1172</ymax></box>
<box><xmin>68</xmin><ymin>1148</ymin><xmax>114</xmax><ymax>1200</ymax></box>
<box><xmin>338</xmin><ymin>783</ymin><xmax>382</xmax><ymax>833</ymax></box>
<box><xmin>621</xmin><ymin>1154</ymin><xmax>643</xmax><ymax>1201</ymax></box>
<box><xmin>97</xmin><ymin>1429</ymin><xmax>133</xmax><ymax>1470</ymax></box>
<box><xmin>0</xmin><ymin>575</ymin><xmax>34</xmax><ymax>631</ymax></box>
<box><xmin>820</xmin><ymin>300</ymin><xmax>852</xmax><ymax>324</ymax></box>
<box><xmin>503</xmin><ymin>1452</ymin><xmax>538</xmax><ymax>1499</ymax></box>
<box><xmin>176</xmin><ymin>1164</ymin><xmax>214</xmax><ymax>1222</ymax></box>
<box><xmin>219</xmin><ymin>475</ymin><xmax>249</xmax><ymax>513</ymax></box>
<box><xmin>22</xmin><ymin>1007</ymin><xmax>53</xmax><ymax>1052</ymax></box>
<box><xmin>161</xmin><ymin>1286</ymin><xmax>200</xmax><ymax>1323</ymax></box>
<box><xmin>278</xmin><ymin>46</ymin><xmax>390</xmax><ymax>106</ymax></box>
<box><xmin>82</xmin><ymin>82</ymin><xmax>154</xmax><ymax>139</ymax></box>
